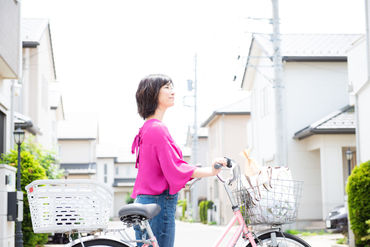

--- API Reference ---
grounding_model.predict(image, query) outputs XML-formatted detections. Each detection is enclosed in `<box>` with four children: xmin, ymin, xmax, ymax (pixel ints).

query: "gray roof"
<box><xmin>113</xmin><ymin>178</ymin><xmax>136</xmax><ymax>187</ymax></box>
<box><xmin>254</xmin><ymin>33</ymin><xmax>363</xmax><ymax>59</ymax></box>
<box><xmin>14</xmin><ymin>112</ymin><xmax>41</xmax><ymax>135</ymax></box>
<box><xmin>294</xmin><ymin>105</ymin><xmax>355</xmax><ymax>140</ymax></box>
<box><xmin>201</xmin><ymin>97</ymin><xmax>251</xmax><ymax>127</ymax></box>
<box><xmin>60</xmin><ymin>163</ymin><xmax>97</xmax><ymax>174</ymax></box>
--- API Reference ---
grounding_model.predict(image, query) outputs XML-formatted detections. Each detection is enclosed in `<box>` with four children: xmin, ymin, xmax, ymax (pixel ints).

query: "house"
<box><xmin>0</xmin><ymin>1</ymin><xmax>21</xmax><ymax>246</ymax></box>
<box><xmin>347</xmin><ymin>35</ymin><xmax>370</xmax><ymax>164</ymax></box>
<box><xmin>96</xmin><ymin>144</ymin><xmax>118</xmax><ymax>218</ymax></box>
<box><xmin>16</xmin><ymin>18</ymin><xmax>64</xmax><ymax>151</ymax></box>
<box><xmin>57</xmin><ymin>116</ymin><xmax>99</xmax><ymax>179</ymax></box>
<box><xmin>179</xmin><ymin>127</ymin><xmax>208</xmax><ymax>221</ymax></box>
<box><xmin>240</xmin><ymin>33</ymin><xmax>360</xmax><ymax>226</ymax></box>
<box><xmin>201</xmin><ymin>97</ymin><xmax>251</xmax><ymax>224</ymax></box>
<box><xmin>112</xmin><ymin>154</ymin><xmax>137</xmax><ymax>218</ymax></box>
<box><xmin>0</xmin><ymin>0</ymin><xmax>21</xmax><ymax>156</ymax></box>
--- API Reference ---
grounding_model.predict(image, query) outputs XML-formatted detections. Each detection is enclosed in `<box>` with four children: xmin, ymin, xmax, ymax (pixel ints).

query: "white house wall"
<box><xmin>207</xmin><ymin>114</ymin><xmax>250</xmax><ymax>225</ymax></box>
<box><xmin>303</xmin><ymin>134</ymin><xmax>355</xmax><ymax>218</ymax></box>
<box><xmin>21</xmin><ymin>26</ymin><xmax>56</xmax><ymax>151</ymax></box>
<box><xmin>284</xmin><ymin>62</ymin><xmax>349</xmax><ymax>134</ymax></box>
<box><xmin>286</xmin><ymin>62</ymin><xmax>350</xmax><ymax>219</ymax></box>
<box><xmin>115</xmin><ymin>163</ymin><xmax>137</xmax><ymax>178</ymax></box>
<box><xmin>347</xmin><ymin>38</ymin><xmax>370</xmax><ymax>163</ymax></box>
<box><xmin>357</xmin><ymin>84</ymin><xmax>370</xmax><ymax>162</ymax></box>
<box><xmin>0</xmin><ymin>1</ymin><xmax>20</xmax><ymax>78</ymax></box>
<box><xmin>59</xmin><ymin>140</ymin><xmax>96</xmax><ymax>163</ymax></box>
<box><xmin>249</xmin><ymin>62</ymin><xmax>275</xmax><ymax>165</ymax></box>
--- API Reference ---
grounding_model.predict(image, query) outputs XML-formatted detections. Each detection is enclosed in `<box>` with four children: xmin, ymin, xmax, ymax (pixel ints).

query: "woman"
<box><xmin>131</xmin><ymin>74</ymin><xmax>227</xmax><ymax>247</ymax></box>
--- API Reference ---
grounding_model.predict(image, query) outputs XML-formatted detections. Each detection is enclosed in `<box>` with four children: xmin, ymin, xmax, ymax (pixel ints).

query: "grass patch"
<box><xmin>285</xmin><ymin>229</ymin><xmax>329</xmax><ymax>236</ymax></box>
<box><xmin>336</xmin><ymin>237</ymin><xmax>347</xmax><ymax>244</ymax></box>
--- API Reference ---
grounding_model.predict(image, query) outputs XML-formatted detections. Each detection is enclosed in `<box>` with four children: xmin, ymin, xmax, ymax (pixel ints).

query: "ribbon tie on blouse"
<box><xmin>131</xmin><ymin>129</ymin><xmax>142</xmax><ymax>168</ymax></box>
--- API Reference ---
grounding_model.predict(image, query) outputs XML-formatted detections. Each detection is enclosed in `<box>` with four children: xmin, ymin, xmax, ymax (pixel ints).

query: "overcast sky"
<box><xmin>22</xmin><ymin>0</ymin><xmax>365</xmax><ymax>156</ymax></box>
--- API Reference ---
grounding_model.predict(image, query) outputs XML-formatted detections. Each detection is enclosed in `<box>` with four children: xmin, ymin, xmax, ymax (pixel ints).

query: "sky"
<box><xmin>22</xmin><ymin>0</ymin><xmax>366</xmax><ymax>156</ymax></box>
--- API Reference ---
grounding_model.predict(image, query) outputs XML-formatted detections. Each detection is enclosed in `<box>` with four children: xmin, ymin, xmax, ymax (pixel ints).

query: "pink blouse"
<box><xmin>131</xmin><ymin>119</ymin><xmax>196</xmax><ymax>198</ymax></box>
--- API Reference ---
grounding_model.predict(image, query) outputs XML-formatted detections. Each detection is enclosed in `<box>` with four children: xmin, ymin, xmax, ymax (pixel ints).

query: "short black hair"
<box><xmin>136</xmin><ymin>74</ymin><xmax>173</xmax><ymax>119</ymax></box>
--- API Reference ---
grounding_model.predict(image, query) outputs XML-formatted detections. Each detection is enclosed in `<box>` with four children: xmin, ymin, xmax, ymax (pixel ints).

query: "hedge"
<box><xmin>199</xmin><ymin>200</ymin><xmax>214</xmax><ymax>224</ymax></box>
<box><xmin>346</xmin><ymin>160</ymin><xmax>370</xmax><ymax>246</ymax></box>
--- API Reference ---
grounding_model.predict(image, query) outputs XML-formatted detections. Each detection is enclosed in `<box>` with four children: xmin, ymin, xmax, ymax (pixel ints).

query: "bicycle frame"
<box><xmin>213</xmin><ymin>209</ymin><xmax>256</xmax><ymax>247</ymax></box>
<box><xmin>212</xmin><ymin>163</ymin><xmax>258</xmax><ymax>247</ymax></box>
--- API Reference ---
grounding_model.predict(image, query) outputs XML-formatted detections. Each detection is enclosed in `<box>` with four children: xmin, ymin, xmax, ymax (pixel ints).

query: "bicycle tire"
<box><xmin>71</xmin><ymin>238</ymin><xmax>129</xmax><ymax>247</ymax></box>
<box><xmin>245</xmin><ymin>231</ymin><xmax>311</xmax><ymax>247</ymax></box>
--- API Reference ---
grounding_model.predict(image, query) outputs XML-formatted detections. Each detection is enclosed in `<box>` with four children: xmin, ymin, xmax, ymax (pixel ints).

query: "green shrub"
<box><xmin>2</xmin><ymin>145</ymin><xmax>48</xmax><ymax>247</ymax></box>
<box><xmin>199</xmin><ymin>200</ymin><xmax>214</xmax><ymax>224</ymax></box>
<box><xmin>22</xmin><ymin>137</ymin><xmax>63</xmax><ymax>179</ymax></box>
<box><xmin>337</xmin><ymin>237</ymin><xmax>348</xmax><ymax>245</ymax></box>
<box><xmin>346</xmin><ymin>160</ymin><xmax>370</xmax><ymax>246</ymax></box>
<box><xmin>177</xmin><ymin>200</ymin><xmax>187</xmax><ymax>220</ymax></box>
<box><xmin>362</xmin><ymin>220</ymin><xmax>370</xmax><ymax>242</ymax></box>
<box><xmin>125</xmin><ymin>189</ymin><xmax>134</xmax><ymax>204</ymax></box>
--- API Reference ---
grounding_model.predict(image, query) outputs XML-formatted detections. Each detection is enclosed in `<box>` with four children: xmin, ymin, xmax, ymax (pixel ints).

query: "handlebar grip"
<box><xmin>225</xmin><ymin>157</ymin><xmax>232</xmax><ymax>168</ymax></box>
<box><xmin>214</xmin><ymin>163</ymin><xmax>223</xmax><ymax>169</ymax></box>
<box><xmin>214</xmin><ymin>157</ymin><xmax>232</xmax><ymax>169</ymax></box>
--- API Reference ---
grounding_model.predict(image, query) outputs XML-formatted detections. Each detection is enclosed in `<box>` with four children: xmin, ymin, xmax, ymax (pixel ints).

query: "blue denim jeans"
<box><xmin>134</xmin><ymin>190</ymin><xmax>178</xmax><ymax>247</ymax></box>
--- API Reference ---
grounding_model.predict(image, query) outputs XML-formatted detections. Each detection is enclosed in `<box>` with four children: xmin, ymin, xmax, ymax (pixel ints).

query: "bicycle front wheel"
<box><xmin>71</xmin><ymin>239</ymin><xmax>129</xmax><ymax>247</ymax></box>
<box><xmin>246</xmin><ymin>231</ymin><xmax>311</xmax><ymax>247</ymax></box>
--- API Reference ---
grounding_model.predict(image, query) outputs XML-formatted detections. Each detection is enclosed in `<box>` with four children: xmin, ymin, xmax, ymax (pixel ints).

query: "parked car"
<box><xmin>326</xmin><ymin>205</ymin><xmax>348</xmax><ymax>233</ymax></box>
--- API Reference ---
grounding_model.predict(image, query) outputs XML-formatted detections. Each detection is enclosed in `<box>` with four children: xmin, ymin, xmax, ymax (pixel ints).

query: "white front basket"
<box><xmin>26</xmin><ymin>179</ymin><xmax>113</xmax><ymax>233</ymax></box>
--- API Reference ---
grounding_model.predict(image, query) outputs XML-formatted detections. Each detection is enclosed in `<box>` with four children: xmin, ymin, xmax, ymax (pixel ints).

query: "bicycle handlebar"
<box><xmin>214</xmin><ymin>157</ymin><xmax>239</xmax><ymax>185</ymax></box>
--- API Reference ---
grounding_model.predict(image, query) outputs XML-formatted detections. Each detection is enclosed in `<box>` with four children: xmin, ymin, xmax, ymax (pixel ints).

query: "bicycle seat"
<box><xmin>119</xmin><ymin>203</ymin><xmax>161</xmax><ymax>224</ymax></box>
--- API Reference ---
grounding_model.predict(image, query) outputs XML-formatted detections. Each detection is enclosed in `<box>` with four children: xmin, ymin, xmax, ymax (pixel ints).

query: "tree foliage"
<box><xmin>346</xmin><ymin>161</ymin><xmax>370</xmax><ymax>246</ymax></box>
<box><xmin>1</xmin><ymin>138</ymin><xmax>62</xmax><ymax>247</ymax></box>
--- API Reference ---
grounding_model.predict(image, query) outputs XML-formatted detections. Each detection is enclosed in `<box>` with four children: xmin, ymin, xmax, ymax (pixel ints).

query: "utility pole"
<box><xmin>191</xmin><ymin>54</ymin><xmax>199</xmax><ymax>220</ymax></box>
<box><xmin>271</xmin><ymin>0</ymin><xmax>286</xmax><ymax>167</ymax></box>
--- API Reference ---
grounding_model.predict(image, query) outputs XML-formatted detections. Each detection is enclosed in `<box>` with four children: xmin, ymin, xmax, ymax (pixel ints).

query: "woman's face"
<box><xmin>157</xmin><ymin>82</ymin><xmax>175</xmax><ymax>109</ymax></box>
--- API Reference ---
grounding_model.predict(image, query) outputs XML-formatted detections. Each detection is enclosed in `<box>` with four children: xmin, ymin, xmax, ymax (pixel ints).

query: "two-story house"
<box><xmin>201</xmin><ymin>97</ymin><xmax>251</xmax><ymax>224</ymax></box>
<box><xmin>57</xmin><ymin>116</ymin><xmax>98</xmax><ymax>179</ymax></box>
<box><xmin>0</xmin><ymin>1</ymin><xmax>21</xmax><ymax>246</ymax></box>
<box><xmin>347</xmin><ymin>34</ymin><xmax>370</xmax><ymax>164</ymax></box>
<box><xmin>17</xmin><ymin>18</ymin><xmax>64</xmax><ymax>151</ymax></box>
<box><xmin>240</xmin><ymin>33</ymin><xmax>361</xmax><ymax>227</ymax></box>
<box><xmin>179</xmin><ymin>127</ymin><xmax>208</xmax><ymax>221</ymax></box>
<box><xmin>112</xmin><ymin>154</ymin><xmax>137</xmax><ymax>218</ymax></box>
<box><xmin>0</xmin><ymin>0</ymin><xmax>21</xmax><ymax>156</ymax></box>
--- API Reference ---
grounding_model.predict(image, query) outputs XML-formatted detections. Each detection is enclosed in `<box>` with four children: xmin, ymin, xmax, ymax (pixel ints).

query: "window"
<box><xmin>115</xmin><ymin>166</ymin><xmax>119</xmax><ymax>176</ymax></box>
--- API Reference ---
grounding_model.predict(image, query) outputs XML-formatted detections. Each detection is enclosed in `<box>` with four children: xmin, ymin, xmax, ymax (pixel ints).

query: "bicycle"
<box><xmin>25</xmin><ymin>158</ymin><xmax>311</xmax><ymax>247</ymax></box>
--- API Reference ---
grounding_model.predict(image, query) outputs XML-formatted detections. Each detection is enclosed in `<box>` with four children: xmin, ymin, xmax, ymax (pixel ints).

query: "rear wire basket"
<box><xmin>233</xmin><ymin>177</ymin><xmax>303</xmax><ymax>226</ymax></box>
<box><xmin>25</xmin><ymin>179</ymin><xmax>113</xmax><ymax>233</ymax></box>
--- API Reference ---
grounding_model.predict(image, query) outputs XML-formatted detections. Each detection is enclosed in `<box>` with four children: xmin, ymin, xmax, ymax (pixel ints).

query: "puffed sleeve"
<box><xmin>149</xmin><ymin>123</ymin><xmax>196</xmax><ymax>194</ymax></box>
<box><xmin>155</xmin><ymin>142</ymin><xmax>196</xmax><ymax>195</ymax></box>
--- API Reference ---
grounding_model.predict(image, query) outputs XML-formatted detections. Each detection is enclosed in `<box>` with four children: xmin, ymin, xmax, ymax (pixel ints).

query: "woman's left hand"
<box><xmin>211</xmin><ymin>157</ymin><xmax>227</xmax><ymax>175</ymax></box>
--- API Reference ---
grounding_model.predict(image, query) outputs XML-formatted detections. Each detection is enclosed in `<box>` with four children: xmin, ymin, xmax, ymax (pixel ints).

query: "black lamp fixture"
<box><xmin>346</xmin><ymin>148</ymin><xmax>353</xmax><ymax>177</ymax></box>
<box><xmin>13</xmin><ymin>127</ymin><xmax>25</xmax><ymax>247</ymax></box>
<box><xmin>14</xmin><ymin>127</ymin><xmax>25</xmax><ymax>146</ymax></box>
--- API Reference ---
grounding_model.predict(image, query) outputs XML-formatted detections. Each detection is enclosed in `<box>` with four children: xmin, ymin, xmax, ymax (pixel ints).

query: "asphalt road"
<box><xmin>45</xmin><ymin>220</ymin><xmax>346</xmax><ymax>247</ymax></box>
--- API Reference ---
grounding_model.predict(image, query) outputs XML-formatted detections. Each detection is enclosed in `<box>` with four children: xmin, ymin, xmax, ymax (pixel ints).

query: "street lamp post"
<box><xmin>345</xmin><ymin>147</ymin><xmax>354</xmax><ymax>245</ymax></box>
<box><xmin>14</xmin><ymin>127</ymin><xmax>25</xmax><ymax>247</ymax></box>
